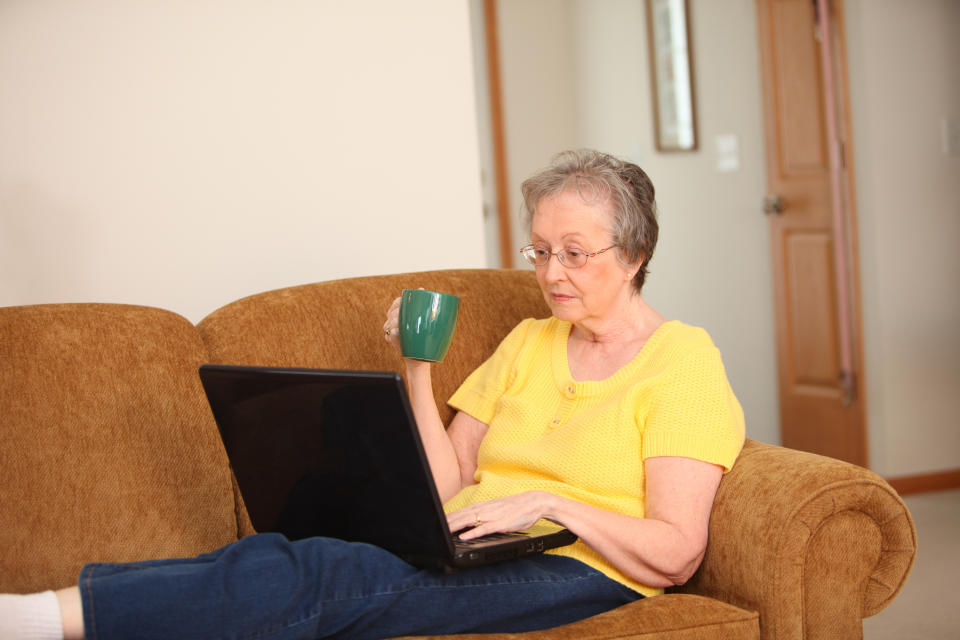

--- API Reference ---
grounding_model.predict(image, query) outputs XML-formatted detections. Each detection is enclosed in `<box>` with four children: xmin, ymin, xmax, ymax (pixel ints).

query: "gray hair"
<box><xmin>520</xmin><ymin>149</ymin><xmax>659</xmax><ymax>292</ymax></box>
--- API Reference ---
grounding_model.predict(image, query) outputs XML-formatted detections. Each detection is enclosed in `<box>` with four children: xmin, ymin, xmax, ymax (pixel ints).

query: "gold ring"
<box><xmin>474</xmin><ymin>514</ymin><xmax>482</xmax><ymax>526</ymax></box>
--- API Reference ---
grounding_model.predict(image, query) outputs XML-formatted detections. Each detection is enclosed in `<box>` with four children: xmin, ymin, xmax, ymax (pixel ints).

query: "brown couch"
<box><xmin>0</xmin><ymin>268</ymin><xmax>917</xmax><ymax>639</ymax></box>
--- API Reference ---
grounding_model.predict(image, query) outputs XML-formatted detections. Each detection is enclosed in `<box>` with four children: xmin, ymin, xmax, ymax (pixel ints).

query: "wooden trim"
<box><xmin>887</xmin><ymin>468</ymin><xmax>960</xmax><ymax>496</ymax></box>
<box><xmin>483</xmin><ymin>0</ymin><xmax>513</xmax><ymax>269</ymax></box>
<box><xmin>644</xmin><ymin>1</ymin><xmax>664</xmax><ymax>151</ymax></box>
<box><xmin>830</xmin><ymin>0</ymin><xmax>870</xmax><ymax>468</ymax></box>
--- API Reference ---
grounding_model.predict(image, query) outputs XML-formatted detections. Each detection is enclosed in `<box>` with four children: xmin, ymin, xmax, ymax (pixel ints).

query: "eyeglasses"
<box><xmin>519</xmin><ymin>243</ymin><xmax>617</xmax><ymax>269</ymax></box>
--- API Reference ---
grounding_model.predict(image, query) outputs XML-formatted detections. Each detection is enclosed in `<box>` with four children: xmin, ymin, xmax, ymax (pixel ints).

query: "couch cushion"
<box><xmin>198</xmin><ymin>269</ymin><xmax>550</xmax><ymax>425</ymax></box>
<box><xmin>389</xmin><ymin>594</ymin><xmax>759</xmax><ymax>640</ymax></box>
<box><xmin>0</xmin><ymin>304</ymin><xmax>240</xmax><ymax>592</ymax></box>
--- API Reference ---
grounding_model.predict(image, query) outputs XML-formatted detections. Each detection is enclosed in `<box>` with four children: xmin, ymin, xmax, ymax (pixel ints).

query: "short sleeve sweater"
<box><xmin>444</xmin><ymin>317</ymin><xmax>745</xmax><ymax>596</ymax></box>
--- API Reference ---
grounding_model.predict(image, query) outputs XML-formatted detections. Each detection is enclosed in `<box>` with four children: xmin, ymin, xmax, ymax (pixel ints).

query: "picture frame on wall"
<box><xmin>646</xmin><ymin>0</ymin><xmax>698</xmax><ymax>151</ymax></box>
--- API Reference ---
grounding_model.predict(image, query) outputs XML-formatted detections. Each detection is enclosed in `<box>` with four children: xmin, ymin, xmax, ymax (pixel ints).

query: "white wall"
<box><xmin>3</xmin><ymin>0</ymin><xmax>956</xmax><ymax>478</ymax></box>
<box><xmin>495</xmin><ymin>0</ymin><xmax>960</xmax><ymax>477</ymax></box>
<box><xmin>497</xmin><ymin>0</ymin><xmax>580</xmax><ymax>256</ymax></box>
<box><xmin>0</xmin><ymin>0</ymin><xmax>487</xmax><ymax>323</ymax></box>
<box><xmin>497</xmin><ymin>0</ymin><xmax>780</xmax><ymax>446</ymax></box>
<box><xmin>845</xmin><ymin>0</ymin><xmax>960</xmax><ymax>478</ymax></box>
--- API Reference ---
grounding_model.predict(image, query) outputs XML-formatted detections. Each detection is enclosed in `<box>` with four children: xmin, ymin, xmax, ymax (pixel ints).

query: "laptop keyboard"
<box><xmin>453</xmin><ymin>532</ymin><xmax>525</xmax><ymax>547</ymax></box>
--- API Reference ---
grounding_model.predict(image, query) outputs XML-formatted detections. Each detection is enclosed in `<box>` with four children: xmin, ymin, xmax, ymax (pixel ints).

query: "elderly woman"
<box><xmin>1</xmin><ymin>150</ymin><xmax>744</xmax><ymax>640</ymax></box>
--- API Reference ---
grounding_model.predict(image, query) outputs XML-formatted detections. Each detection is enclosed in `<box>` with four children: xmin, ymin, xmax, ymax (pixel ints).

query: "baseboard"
<box><xmin>887</xmin><ymin>468</ymin><xmax>960</xmax><ymax>496</ymax></box>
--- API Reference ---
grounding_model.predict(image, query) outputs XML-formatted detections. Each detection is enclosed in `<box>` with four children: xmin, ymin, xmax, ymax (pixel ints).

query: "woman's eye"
<box><xmin>564</xmin><ymin>247</ymin><xmax>584</xmax><ymax>258</ymax></box>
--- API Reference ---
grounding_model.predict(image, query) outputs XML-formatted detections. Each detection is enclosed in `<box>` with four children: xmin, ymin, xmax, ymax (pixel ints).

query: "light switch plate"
<box><xmin>715</xmin><ymin>134</ymin><xmax>740</xmax><ymax>172</ymax></box>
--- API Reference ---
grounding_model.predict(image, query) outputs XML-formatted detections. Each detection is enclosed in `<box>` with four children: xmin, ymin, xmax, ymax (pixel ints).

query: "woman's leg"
<box><xmin>75</xmin><ymin>532</ymin><xmax>640</xmax><ymax>640</ymax></box>
<box><xmin>57</xmin><ymin>588</ymin><xmax>84</xmax><ymax>640</ymax></box>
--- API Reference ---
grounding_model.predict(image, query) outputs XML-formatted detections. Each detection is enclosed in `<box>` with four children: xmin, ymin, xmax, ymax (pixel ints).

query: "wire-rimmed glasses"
<box><xmin>519</xmin><ymin>243</ymin><xmax>617</xmax><ymax>269</ymax></box>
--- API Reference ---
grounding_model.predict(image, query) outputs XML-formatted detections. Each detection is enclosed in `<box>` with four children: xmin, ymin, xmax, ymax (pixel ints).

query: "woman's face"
<box><xmin>530</xmin><ymin>189</ymin><xmax>635</xmax><ymax>327</ymax></box>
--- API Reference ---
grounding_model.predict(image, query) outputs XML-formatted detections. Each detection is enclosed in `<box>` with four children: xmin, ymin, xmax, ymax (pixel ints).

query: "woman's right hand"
<box><xmin>384</xmin><ymin>291</ymin><xmax>466</xmax><ymax>500</ymax></box>
<box><xmin>383</xmin><ymin>295</ymin><xmax>402</xmax><ymax>352</ymax></box>
<box><xmin>384</xmin><ymin>292</ymin><xmax>433</xmax><ymax>371</ymax></box>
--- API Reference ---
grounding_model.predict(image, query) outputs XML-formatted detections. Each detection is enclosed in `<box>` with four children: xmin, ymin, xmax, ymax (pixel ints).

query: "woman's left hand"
<box><xmin>447</xmin><ymin>491</ymin><xmax>558</xmax><ymax>540</ymax></box>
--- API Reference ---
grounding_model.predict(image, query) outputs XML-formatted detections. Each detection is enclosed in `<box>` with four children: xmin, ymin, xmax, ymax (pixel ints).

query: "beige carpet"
<box><xmin>863</xmin><ymin>488</ymin><xmax>960</xmax><ymax>639</ymax></box>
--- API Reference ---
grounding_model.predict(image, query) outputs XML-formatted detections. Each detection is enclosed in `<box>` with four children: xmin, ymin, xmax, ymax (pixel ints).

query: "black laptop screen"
<box><xmin>199</xmin><ymin>366</ymin><xmax>453</xmax><ymax>560</ymax></box>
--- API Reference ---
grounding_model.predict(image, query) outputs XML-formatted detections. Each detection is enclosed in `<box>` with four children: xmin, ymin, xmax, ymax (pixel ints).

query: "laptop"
<box><xmin>198</xmin><ymin>364</ymin><xmax>577</xmax><ymax>571</ymax></box>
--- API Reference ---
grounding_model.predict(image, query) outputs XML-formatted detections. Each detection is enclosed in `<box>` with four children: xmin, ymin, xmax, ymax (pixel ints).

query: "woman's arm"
<box><xmin>402</xmin><ymin>361</ymin><xmax>487</xmax><ymax>502</ymax></box>
<box><xmin>384</xmin><ymin>296</ymin><xmax>488</xmax><ymax>503</ymax></box>
<box><xmin>448</xmin><ymin>456</ymin><xmax>722</xmax><ymax>588</ymax></box>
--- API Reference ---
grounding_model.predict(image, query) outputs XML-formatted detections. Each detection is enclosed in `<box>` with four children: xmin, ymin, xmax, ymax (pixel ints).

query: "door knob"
<box><xmin>763</xmin><ymin>194</ymin><xmax>784</xmax><ymax>215</ymax></box>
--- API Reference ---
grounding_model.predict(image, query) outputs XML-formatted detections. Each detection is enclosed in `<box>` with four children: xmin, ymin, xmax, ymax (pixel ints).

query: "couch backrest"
<box><xmin>0</xmin><ymin>269</ymin><xmax>548</xmax><ymax>592</ymax></box>
<box><xmin>0</xmin><ymin>304</ymin><xmax>241</xmax><ymax>592</ymax></box>
<box><xmin>198</xmin><ymin>269</ymin><xmax>550</xmax><ymax>425</ymax></box>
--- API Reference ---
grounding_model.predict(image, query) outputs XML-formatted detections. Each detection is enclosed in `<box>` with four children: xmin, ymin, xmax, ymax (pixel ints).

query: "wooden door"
<box><xmin>756</xmin><ymin>0</ymin><xmax>868</xmax><ymax>466</ymax></box>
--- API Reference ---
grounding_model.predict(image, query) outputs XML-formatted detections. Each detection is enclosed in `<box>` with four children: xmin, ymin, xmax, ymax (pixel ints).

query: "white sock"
<box><xmin>0</xmin><ymin>591</ymin><xmax>64</xmax><ymax>640</ymax></box>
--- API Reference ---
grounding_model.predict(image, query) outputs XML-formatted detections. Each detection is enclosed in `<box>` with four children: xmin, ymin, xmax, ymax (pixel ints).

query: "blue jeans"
<box><xmin>79</xmin><ymin>533</ymin><xmax>642</xmax><ymax>640</ymax></box>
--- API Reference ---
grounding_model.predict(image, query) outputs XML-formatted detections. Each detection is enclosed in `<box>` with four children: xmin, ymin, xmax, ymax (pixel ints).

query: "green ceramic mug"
<box><xmin>399</xmin><ymin>289</ymin><xmax>460</xmax><ymax>362</ymax></box>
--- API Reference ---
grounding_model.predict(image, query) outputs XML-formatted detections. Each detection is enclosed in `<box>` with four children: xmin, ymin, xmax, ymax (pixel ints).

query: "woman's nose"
<box><xmin>541</xmin><ymin>253</ymin><xmax>567</xmax><ymax>281</ymax></box>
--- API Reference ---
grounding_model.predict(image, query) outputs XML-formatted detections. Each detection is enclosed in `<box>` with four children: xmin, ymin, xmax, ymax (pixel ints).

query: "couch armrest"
<box><xmin>676</xmin><ymin>439</ymin><xmax>916</xmax><ymax>640</ymax></box>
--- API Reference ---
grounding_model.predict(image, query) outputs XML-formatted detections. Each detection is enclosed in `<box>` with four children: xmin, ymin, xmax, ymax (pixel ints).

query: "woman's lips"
<box><xmin>550</xmin><ymin>293</ymin><xmax>575</xmax><ymax>303</ymax></box>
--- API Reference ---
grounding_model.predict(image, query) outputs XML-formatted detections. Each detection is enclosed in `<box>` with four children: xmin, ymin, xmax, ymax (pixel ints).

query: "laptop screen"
<box><xmin>199</xmin><ymin>366</ymin><xmax>454</xmax><ymax>560</ymax></box>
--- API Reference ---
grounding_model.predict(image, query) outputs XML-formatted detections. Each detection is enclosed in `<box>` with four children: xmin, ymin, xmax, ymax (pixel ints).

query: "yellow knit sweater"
<box><xmin>444</xmin><ymin>317</ymin><xmax>745</xmax><ymax>596</ymax></box>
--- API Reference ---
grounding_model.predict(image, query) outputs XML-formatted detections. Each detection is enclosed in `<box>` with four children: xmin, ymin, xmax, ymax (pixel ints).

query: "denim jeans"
<box><xmin>79</xmin><ymin>533</ymin><xmax>642</xmax><ymax>640</ymax></box>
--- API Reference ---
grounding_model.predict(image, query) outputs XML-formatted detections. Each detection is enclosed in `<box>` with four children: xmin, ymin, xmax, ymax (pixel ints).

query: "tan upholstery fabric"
<box><xmin>0</xmin><ymin>269</ymin><xmax>917</xmax><ymax>639</ymax></box>
<box><xmin>676</xmin><ymin>440</ymin><xmax>917</xmax><ymax>640</ymax></box>
<box><xmin>198</xmin><ymin>269</ymin><xmax>550</xmax><ymax>426</ymax></box>
<box><xmin>391</xmin><ymin>595</ymin><xmax>760</xmax><ymax>640</ymax></box>
<box><xmin>199</xmin><ymin>268</ymin><xmax>916</xmax><ymax>639</ymax></box>
<box><xmin>0</xmin><ymin>304</ymin><xmax>240</xmax><ymax>592</ymax></box>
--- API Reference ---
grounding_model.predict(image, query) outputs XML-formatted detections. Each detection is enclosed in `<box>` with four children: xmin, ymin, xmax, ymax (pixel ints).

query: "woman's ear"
<box><xmin>620</xmin><ymin>252</ymin><xmax>644</xmax><ymax>280</ymax></box>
